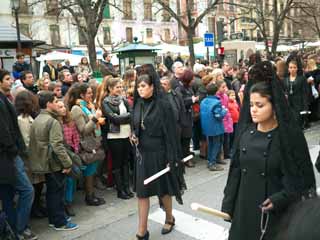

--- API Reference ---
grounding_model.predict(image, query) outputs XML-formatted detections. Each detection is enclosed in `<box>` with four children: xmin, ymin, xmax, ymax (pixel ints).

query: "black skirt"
<box><xmin>133</xmin><ymin>131</ymin><xmax>183</xmax><ymax>201</ymax></box>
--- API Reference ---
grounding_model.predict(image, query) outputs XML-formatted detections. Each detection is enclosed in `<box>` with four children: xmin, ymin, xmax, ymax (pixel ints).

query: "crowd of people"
<box><xmin>0</xmin><ymin>49</ymin><xmax>320</xmax><ymax>240</ymax></box>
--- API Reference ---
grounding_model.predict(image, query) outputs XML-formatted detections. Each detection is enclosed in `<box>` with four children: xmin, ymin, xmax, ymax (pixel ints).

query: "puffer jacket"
<box><xmin>216</xmin><ymin>92</ymin><xmax>233</xmax><ymax>133</ymax></box>
<box><xmin>29</xmin><ymin>110</ymin><xmax>72</xmax><ymax>173</ymax></box>
<box><xmin>200</xmin><ymin>96</ymin><xmax>227</xmax><ymax>137</ymax></box>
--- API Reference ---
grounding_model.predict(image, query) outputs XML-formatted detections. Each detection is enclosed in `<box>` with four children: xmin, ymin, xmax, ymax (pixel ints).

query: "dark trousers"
<box><xmin>108</xmin><ymin>138</ymin><xmax>130</xmax><ymax>170</ymax></box>
<box><xmin>0</xmin><ymin>184</ymin><xmax>15</xmax><ymax>231</ymax></box>
<box><xmin>192</xmin><ymin>120</ymin><xmax>201</xmax><ymax>150</ymax></box>
<box><xmin>229</xmin><ymin>123</ymin><xmax>238</xmax><ymax>154</ymax></box>
<box><xmin>223</xmin><ymin>133</ymin><xmax>230</xmax><ymax>159</ymax></box>
<box><xmin>181</xmin><ymin>137</ymin><xmax>191</xmax><ymax>158</ymax></box>
<box><xmin>45</xmin><ymin>172</ymin><xmax>67</xmax><ymax>227</ymax></box>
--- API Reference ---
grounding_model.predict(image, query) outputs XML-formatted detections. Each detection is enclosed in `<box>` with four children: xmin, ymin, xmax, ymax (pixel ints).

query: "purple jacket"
<box><xmin>216</xmin><ymin>92</ymin><xmax>233</xmax><ymax>133</ymax></box>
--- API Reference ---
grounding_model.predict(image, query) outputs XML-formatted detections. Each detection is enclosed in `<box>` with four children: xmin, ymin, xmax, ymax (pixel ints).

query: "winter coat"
<box><xmin>222</xmin><ymin>125</ymin><xmax>297</xmax><ymax>240</ymax></box>
<box><xmin>102</xmin><ymin>97</ymin><xmax>131</xmax><ymax>134</ymax></box>
<box><xmin>228</xmin><ymin>100</ymin><xmax>240</xmax><ymax>123</ymax></box>
<box><xmin>12</xmin><ymin>61</ymin><xmax>31</xmax><ymax>79</ymax></box>
<box><xmin>200</xmin><ymin>96</ymin><xmax>227</xmax><ymax>137</ymax></box>
<box><xmin>29</xmin><ymin>110</ymin><xmax>72</xmax><ymax>173</ymax></box>
<box><xmin>175</xmin><ymin>82</ymin><xmax>194</xmax><ymax>138</ymax></box>
<box><xmin>216</xmin><ymin>92</ymin><xmax>233</xmax><ymax>133</ymax></box>
<box><xmin>283</xmin><ymin>75</ymin><xmax>308</xmax><ymax>121</ymax></box>
<box><xmin>0</xmin><ymin>92</ymin><xmax>26</xmax><ymax>184</ymax></box>
<box><xmin>100</xmin><ymin>60</ymin><xmax>118</xmax><ymax>77</ymax></box>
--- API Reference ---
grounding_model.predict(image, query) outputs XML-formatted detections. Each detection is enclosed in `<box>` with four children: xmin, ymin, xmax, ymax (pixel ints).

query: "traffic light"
<box><xmin>217</xmin><ymin>21</ymin><xmax>227</xmax><ymax>43</ymax></box>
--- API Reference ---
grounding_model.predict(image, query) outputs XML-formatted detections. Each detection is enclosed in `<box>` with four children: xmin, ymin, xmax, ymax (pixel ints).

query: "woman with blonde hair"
<box><xmin>37</xmin><ymin>78</ymin><xmax>51</xmax><ymax>91</ymax></box>
<box><xmin>212</xmin><ymin>68</ymin><xmax>224</xmax><ymax>83</ymax></box>
<box><xmin>101</xmin><ymin>77</ymin><xmax>133</xmax><ymax>199</ymax></box>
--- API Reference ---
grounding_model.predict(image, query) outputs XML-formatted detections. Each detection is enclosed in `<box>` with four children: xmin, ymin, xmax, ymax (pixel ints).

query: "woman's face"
<box><xmin>288</xmin><ymin>63</ymin><xmax>298</xmax><ymax>76</ymax></box>
<box><xmin>43</xmin><ymin>79</ymin><xmax>50</xmax><ymax>90</ymax></box>
<box><xmin>56</xmin><ymin>101</ymin><xmax>66</xmax><ymax>117</ymax></box>
<box><xmin>243</xmin><ymin>72</ymin><xmax>249</xmax><ymax>82</ymax></box>
<box><xmin>109</xmin><ymin>82</ymin><xmax>123</xmax><ymax>96</ymax></box>
<box><xmin>137</xmin><ymin>81</ymin><xmax>154</xmax><ymax>99</ymax></box>
<box><xmin>77</xmin><ymin>74</ymin><xmax>84</xmax><ymax>83</ymax></box>
<box><xmin>217</xmin><ymin>73</ymin><xmax>224</xmax><ymax>81</ymax></box>
<box><xmin>82</xmin><ymin>87</ymin><xmax>93</xmax><ymax>103</ymax></box>
<box><xmin>82</xmin><ymin>58</ymin><xmax>88</xmax><ymax>64</ymax></box>
<box><xmin>250</xmin><ymin>93</ymin><xmax>274</xmax><ymax>124</ymax></box>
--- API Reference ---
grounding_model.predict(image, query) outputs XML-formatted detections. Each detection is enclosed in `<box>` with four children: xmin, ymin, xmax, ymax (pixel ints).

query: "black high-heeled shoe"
<box><xmin>161</xmin><ymin>216</ymin><xmax>175</xmax><ymax>235</ymax></box>
<box><xmin>136</xmin><ymin>230</ymin><xmax>149</xmax><ymax>240</ymax></box>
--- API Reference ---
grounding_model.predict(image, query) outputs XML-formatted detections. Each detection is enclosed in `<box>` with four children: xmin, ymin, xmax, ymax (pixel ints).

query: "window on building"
<box><xmin>287</xmin><ymin>22</ymin><xmax>292</xmax><ymax>38</ymax></box>
<box><xmin>146</xmin><ymin>28</ymin><xmax>153</xmax><ymax>38</ymax></box>
<box><xmin>162</xmin><ymin>0</ymin><xmax>171</xmax><ymax>22</ymax></box>
<box><xmin>50</xmin><ymin>25</ymin><xmax>60</xmax><ymax>45</ymax></box>
<box><xmin>164</xmin><ymin>29</ymin><xmax>170</xmax><ymax>41</ymax></box>
<box><xmin>78</xmin><ymin>29</ymin><xmax>86</xmax><ymax>45</ymax></box>
<box><xmin>229</xmin><ymin>0</ymin><xmax>234</xmax><ymax>11</ymax></box>
<box><xmin>103</xmin><ymin>27</ymin><xmax>112</xmax><ymax>44</ymax></box>
<box><xmin>20</xmin><ymin>23</ymin><xmax>30</xmax><ymax>37</ymax></box>
<box><xmin>230</xmin><ymin>18</ymin><xmax>235</xmax><ymax>33</ymax></box>
<box><xmin>189</xmin><ymin>0</ymin><xmax>196</xmax><ymax>11</ymax></box>
<box><xmin>103</xmin><ymin>4</ymin><xmax>111</xmax><ymax>19</ymax></box>
<box><xmin>123</xmin><ymin>0</ymin><xmax>132</xmax><ymax>20</ymax></box>
<box><xmin>218</xmin><ymin>2</ymin><xmax>224</xmax><ymax>11</ymax></box>
<box><xmin>126</xmin><ymin>27</ymin><xmax>133</xmax><ymax>42</ymax></box>
<box><xmin>19</xmin><ymin>0</ymin><xmax>29</xmax><ymax>14</ymax></box>
<box><xmin>144</xmin><ymin>0</ymin><xmax>152</xmax><ymax>21</ymax></box>
<box><xmin>46</xmin><ymin>0</ymin><xmax>59</xmax><ymax>15</ymax></box>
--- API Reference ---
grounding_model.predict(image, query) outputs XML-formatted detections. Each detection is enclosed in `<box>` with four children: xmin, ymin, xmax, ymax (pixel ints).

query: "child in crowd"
<box><xmin>227</xmin><ymin>90</ymin><xmax>240</xmax><ymax>152</ymax></box>
<box><xmin>48</xmin><ymin>81</ymin><xmax>63</xmax><ymax>99</ymax></box>
<box><xmin>200</xmin><ymin>83</ymin><xmax>227</xmax><ymax>171</ymax></box>
<box><xmin>57</xmin><ymin>101</ymin><xmax>81</xmax><ymax>216</ymax></box>
<box><xmin>216</xmin><ymin>80</ymin><xmax>233</xmax><ymax>161</ymax></box>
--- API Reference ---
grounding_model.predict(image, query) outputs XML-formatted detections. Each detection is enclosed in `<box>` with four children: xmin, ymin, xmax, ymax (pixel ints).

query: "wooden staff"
<box><xmin>143</xmin><ymin>155</ymin><xmax>193</xmax><ymax>185</ymax></box>
<box><xmin>191</xmin><ymin>203</ymin><xmax>231</xmax><ymax>221</ymax></box>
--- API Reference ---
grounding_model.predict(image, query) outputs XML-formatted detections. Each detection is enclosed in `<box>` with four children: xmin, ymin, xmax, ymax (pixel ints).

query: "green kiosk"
<box><xmin>114</xmin><ymin>37</ymin><xmax>159</xmax><ymax>75</ymax></box>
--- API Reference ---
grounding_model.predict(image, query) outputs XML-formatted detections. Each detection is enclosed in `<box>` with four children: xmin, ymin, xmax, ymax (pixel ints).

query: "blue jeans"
<box><xmin>15</xmin><ymin>156</ymin><xmax>34</xmax><ymax>234</ymax></box>
<box><xmin>65</xmin><ymin>177</ymin><xmax>75</xmax><ymax>203</ymax></box>
<box><xmin>0</xmin><ymin>184</ymin><xmax>15</xmax><ymax>231</ymax></box>
<box><xmin>208</xmin><ymin>135</ymin><xmax>224</xmax><ymax>166</ymax></box>
<box><xmin>45</xmin><ymin>171</ymin><xmax>67</xmax><ymax>227</ymax></box>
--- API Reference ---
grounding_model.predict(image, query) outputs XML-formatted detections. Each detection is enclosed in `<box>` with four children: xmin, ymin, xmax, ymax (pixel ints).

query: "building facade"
<box><xmin>0</xmin><ymin>0</ymin><xmax>178</xmax><ymax>51</ymax></box>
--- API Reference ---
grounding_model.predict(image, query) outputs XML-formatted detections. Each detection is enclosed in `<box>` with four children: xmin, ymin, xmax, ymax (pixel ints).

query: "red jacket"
<box><xmin>228</xmin><ymin>99</ymin><xmax>240</xmax><ymax>123</ymax></box>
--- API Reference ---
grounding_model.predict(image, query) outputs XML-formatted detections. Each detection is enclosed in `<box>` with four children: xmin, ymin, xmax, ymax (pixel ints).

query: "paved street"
<box><xmin>31</xmin><ymin>123</ymin><xmax>320</xmax><ymax>240</ymax></box>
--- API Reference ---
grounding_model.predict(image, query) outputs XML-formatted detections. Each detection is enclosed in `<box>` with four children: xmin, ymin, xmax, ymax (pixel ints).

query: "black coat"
<box><xmin>222</xmin><ymin>125</ymin><xmax>296</xmax><ymax>240</ymax></box>
<box><xmin>132</xmin><ymin>97</ymin><xmax>185</xmax><ymax>202</ymax></box>
<box><xmin>0</xmin><ymin>93</ymin><xmax>26</xmax><ymax>184</ymax></box>
<box><xmin>175</xmin><ymin>82</ymin><xmax>194</xmax><ymax>138</ymax></box>
<box><xmin>283</xmin><ymin>75</ymin><xmax>308</xmax><ymax>121</ymax></box>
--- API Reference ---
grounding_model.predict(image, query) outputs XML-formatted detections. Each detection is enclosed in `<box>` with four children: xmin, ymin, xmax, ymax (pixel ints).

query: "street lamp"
<box><xmin>11</xmin><ymin>0</ymin><xmax>22</xmax><ymax>51</ymax></box>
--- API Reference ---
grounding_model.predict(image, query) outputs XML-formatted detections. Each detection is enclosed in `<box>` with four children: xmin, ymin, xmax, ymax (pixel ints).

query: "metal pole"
<box><xmin>207</xmin><ymin>47</ymin><xmax>209</xmax><ymax>62</ymax></box>
<box><xmin>14</xmin><ymin>9</ymin><xmax>22</xmax><ymax>52</ymax></box>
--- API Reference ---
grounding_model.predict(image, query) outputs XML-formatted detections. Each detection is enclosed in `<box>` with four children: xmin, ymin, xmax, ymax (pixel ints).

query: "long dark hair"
<box><xmin>65</xmin><ymin>83</ymin><xmax>90</xmax><ymax>110</ymax></box>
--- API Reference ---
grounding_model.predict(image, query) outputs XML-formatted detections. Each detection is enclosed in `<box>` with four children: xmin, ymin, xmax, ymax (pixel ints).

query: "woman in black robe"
<box><xmin>283</xmin><ymin>58</ymin><xmax>309</xmax><ymax>128</ymax></box>
<box><xmin>222</xmin><ymin>61</ymin><xmax>316</xmax><ymax>240</ymax></box>
<box><xmin>132</xmin><ymin>64</ymin><xmax>185</xmax><ymax>240</ymax></box>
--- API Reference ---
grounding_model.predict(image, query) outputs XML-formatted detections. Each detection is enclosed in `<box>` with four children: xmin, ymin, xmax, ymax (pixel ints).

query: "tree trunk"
<box><xmin>271</xmin><ymin>28</ymin><xmax>280</xmax><ymax>57</ymax></box>
<box><xmin>187</xmin><ymin>28</ymin><xmax>195</xmax><ymax>68</ymax></box>
<box><xmin>87</xmin><ymin>34</ymin><xmax>97</xmax><ymax>72</ymax></box>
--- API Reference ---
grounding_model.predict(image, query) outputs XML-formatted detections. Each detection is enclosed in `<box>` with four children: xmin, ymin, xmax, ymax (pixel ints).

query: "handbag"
<box><xmin>79</xmin><ymin>135</ymin><xmax>105</xmax><ymax>165</ymax></box>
